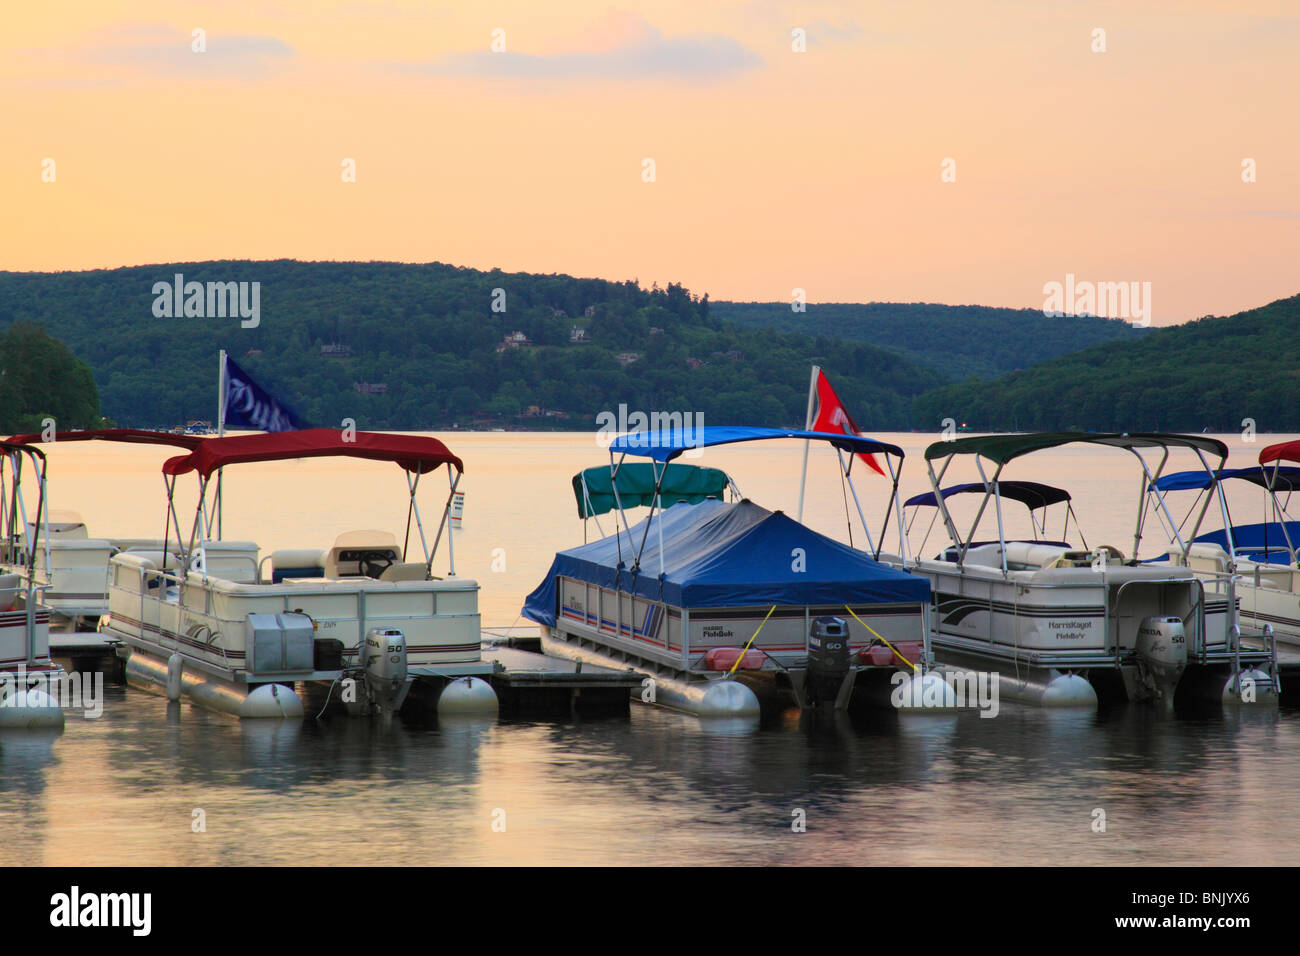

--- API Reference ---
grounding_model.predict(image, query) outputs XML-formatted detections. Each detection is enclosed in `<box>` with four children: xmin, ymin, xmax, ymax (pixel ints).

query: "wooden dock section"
<box><xmin>481</xmin><ymin>632</ymin><xmax>642</xmax><ymax>716</ymax></box>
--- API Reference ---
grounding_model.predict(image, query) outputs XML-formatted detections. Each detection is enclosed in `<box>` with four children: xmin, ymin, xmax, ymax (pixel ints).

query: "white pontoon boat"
<box><xmin>898</xmin><ymin>432</ymin><xmax>1277</xmax><ymax>707</ymax></box>
<box><xmin>0</xmin><ymin>440</ymin><xmax>66</xmax><ymax>728</ymax></box>
<box><xmin>99</xmin><ymin>428</ymin><xmax>497</xmax><ymax>719</ymax></box>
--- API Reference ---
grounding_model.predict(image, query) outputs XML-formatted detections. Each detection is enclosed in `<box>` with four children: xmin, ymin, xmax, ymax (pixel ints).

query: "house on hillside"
<box><xmin>616</xmin><ymin>352</ymin><xmax>642</xmax><ymax>367</ymax></box>
<box><xmin>495</xmin><ymin>331</ymin><xmax>533</xmax><ymax>353</ymax></box>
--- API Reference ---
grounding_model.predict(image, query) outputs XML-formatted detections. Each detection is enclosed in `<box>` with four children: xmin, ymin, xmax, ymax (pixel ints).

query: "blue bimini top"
<box><xmin>522</xmin><ymin>498</ymin><xmax>929</xmax><ymax>625</ymax></box>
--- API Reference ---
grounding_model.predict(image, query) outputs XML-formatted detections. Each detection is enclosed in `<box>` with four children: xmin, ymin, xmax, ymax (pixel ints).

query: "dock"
<box><xmin>49</xmin><ymin>624</ymin><xmax>642</xmax><ymax>718</ymax></box>
<box><xmin>481</xmin><ymin>626</ymin><xmax>643</xmax><ymax>716</ymax></box>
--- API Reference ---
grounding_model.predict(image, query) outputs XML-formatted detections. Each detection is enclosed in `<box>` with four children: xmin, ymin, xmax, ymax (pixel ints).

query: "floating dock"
<box><xmin>48</xmin><ymin>624</ymin><xmax>642</xmax><ymax>718</ymax></box>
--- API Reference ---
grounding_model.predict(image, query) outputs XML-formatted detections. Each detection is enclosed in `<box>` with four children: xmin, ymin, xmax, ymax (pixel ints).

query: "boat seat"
<box><xmin>127</xmin><ymin>551</ymin><xmax>182</xmax><ymax>589</ymax></box>
<box><xmin>27</xmin><ymin>518</ymin><xmax>89</xmax><ymax>540</ymax></box>
<box><xmin>191</xmin><ymin>540</ymin><xmax>260</xmax><ymax>583</ymax></box>
<box><xmin>379</xmin><ymin>561</ymin><xmax>430</xmax><ymax>582</ymax></box>
<box><xmin>1176</xmin><ymin>542</ymin><xmax>1231</xmax><ymax>574</ymax></box>
<box><xmin>0</xmin><ymin>572</ymin><xmax>21</xmax><ymax>612</ymax></box>
<box><xmin>271</xmin><ymin>549</ymin><xmax>326</xmax><ymax>583</ymax></box>
<box><xmin>324</xmin><ymin>530</ymin><xmax>400</xmax><ymax>579</ymax></box>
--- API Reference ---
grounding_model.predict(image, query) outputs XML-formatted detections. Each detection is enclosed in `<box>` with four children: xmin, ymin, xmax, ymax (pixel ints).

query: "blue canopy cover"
<box><xmin>522</xmin><ymin>499</ymin><xmax>929</xmax><ymax>626</ymax></box>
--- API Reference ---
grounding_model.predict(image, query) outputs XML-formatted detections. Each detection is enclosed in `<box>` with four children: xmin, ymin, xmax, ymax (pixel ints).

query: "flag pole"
<box><xmin>216</xmin><ymin>349</ymin><xmax>226</xmax><ymax>539</ymax></box>
<box><xmin>796</xmin><ymin>364</ymin><xmax>819</xmax><ymax>522</ymax></box>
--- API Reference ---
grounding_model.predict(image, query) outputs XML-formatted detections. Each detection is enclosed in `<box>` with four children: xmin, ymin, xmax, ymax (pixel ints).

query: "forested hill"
<box><xmin>912</xmin><ymin>293</ymin><xmax>1300</xmax><ymax>432</ymax></box>
<box><xmin>712</xmin><ymin>301</ymin><xmax>1147</xmax><ymax>381</ymax></box>
<box><xmin>0</xmin><ymin>323</ymin><xmax>101</xmax><ymax>432</ymax></box>
<box><xmin>0</xmin><ymin>261</ymin><xmax>942</xmax><ymax>430</ymax></box>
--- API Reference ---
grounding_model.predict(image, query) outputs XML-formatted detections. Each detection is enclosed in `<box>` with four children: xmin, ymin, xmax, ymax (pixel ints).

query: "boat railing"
<box><xmin>22</xmin><ymin>581</ymin><xmax>50</xmax><ymax>666</ymax></box>
<box><xmin>1107</xmin><ymin>576</ymin><xmax>1206</xmax><ymax>663</ymax></box>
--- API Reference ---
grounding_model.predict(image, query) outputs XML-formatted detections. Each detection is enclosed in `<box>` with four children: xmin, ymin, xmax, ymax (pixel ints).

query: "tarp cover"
<box><xmin>522</xmin><ymin>498</ymin><xmax>929</xmax><ymax>625</ymax></box>
<box><xmin>573</xmin><ymin>463</ymin><xmax>730</xmax><ymax>518</ymax></box>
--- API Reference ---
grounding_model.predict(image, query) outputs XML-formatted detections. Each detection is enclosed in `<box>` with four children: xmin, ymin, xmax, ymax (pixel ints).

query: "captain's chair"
<box><xmin>324</xmin><ymin>530</ymin><xmax>401</xmax><ymax>579</ymax></box>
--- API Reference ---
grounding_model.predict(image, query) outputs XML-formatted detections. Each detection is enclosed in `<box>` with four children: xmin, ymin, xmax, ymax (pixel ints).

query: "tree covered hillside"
<box><xmin>912</xmin><ymin>294</ymin><xmax>1300</xmax><ymax>432</ymax></box>
<box><xmin>0</xmin><ymin>261</ymin><xmax>941</xmax><ymax>431</ymax></box>
<box><xmin>712</xmin><ymin>301</ymin><xmax>1147</xmax><ymax>382</ymax></box>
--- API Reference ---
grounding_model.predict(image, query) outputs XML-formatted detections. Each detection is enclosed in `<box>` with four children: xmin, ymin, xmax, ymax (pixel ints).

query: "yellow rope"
<box><xmin>843</xmin><ymin>604</ymin><xmax>917</xmax><ymax>672</ymax></box>
<box><xmin>726</xmin><ymin>605</ymin><xmax>777</xmax><ymax>678</ymax></box>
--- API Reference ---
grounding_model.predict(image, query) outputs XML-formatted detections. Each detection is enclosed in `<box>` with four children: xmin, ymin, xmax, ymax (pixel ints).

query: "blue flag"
<box><xmin>223</xmin><ymin>356</ymin><xmax>310</xmax><ymax>432</ymax></box>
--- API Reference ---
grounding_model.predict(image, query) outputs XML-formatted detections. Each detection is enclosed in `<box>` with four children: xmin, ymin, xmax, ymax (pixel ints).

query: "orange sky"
<box><xmin>3</xmin><ymin>0</ymin><xmax>1297</xmax><ymax>323</ymax></box>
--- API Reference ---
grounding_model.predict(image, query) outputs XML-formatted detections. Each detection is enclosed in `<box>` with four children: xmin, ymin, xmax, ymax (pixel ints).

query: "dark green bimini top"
<box><xmin>572</xmin><ymin>463</ymin><xmax>731</xmax><ymax>518</ymax></box>
<box><xmin>923</xmin><ymin>432</ymin><xmax>1228</xmax><ymax>465</ymax></box>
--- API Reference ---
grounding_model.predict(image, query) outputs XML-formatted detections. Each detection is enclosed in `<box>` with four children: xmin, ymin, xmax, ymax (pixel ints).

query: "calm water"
<box><xmin>3</xmin><ymin>431</ymin><xmax>1298</xmax><ymax>866</ymax></box>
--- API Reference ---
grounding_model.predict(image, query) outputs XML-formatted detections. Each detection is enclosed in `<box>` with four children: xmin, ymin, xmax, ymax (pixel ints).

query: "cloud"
<box><xmin>7</xmin><ymin>24</ymin><xmax>294</xmax><ymax>83</ymax></box>
<box><xmin>409</xmin><ymin>13</ymin><xmax>762</xmax><ymax>81</ymax></box>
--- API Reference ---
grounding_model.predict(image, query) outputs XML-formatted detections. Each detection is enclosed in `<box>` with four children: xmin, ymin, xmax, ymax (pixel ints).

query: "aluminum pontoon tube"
<box><xmin>540</xmin><ymin>630</ymin><xmax>759</xmax><ymax>717</ymax></box>
<box><xmin>124</xmin><ymin>647</ymin><xmax>304</xmax><ymax>718</ymax></box>
<box><xmin>0</xmin><ymin>687</ymin><xmax>64</xmax><ymax>728</ymax></box>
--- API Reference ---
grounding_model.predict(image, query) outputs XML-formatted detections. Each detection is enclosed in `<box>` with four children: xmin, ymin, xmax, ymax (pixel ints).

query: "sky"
<box><xmin>3</xmin><ymin>0</ymin><xmax>1297</xmax><ymax>324</ymax></box>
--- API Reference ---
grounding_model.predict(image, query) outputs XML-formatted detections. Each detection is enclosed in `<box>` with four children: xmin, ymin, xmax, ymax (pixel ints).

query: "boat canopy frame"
<box><xmin>0</xmin><ymin>441</ymin><xmax>50</xmax><ymax>585</ymax></box>
<box><xmin>0</xmin><ymin>441</ymin><xmax>56</xmax><ymax>666</ymax></box>
<box><xmin>1144</xmin><ymin>462</ymin><xmax>1300</xmax><ymax>567</ymax></box>
<box><xmin>156</xmin><ymin>428</ymin><xmax>465</xmax><ymax>582</ymax></box>
<box><xmin>572</xmin><ymin>462</ymin><xmax>740</xmax><ymax>542</ymax></box>
<box><xmin>903</xmin><ymin>480</ymin><xmax>1086</xmax><ymax>557</ymax></box>
<box><xmin>921</xmin><ymin>432</ymin><xmax>1230</xmax><ymax>573</ymax></box>
<box><xmin>2</xmin><ymin>429</ymin><xmax>209</xmax><ymax>581</ymax></box>
<box><xmin>604</xmin><ymin>425</ymin><xmax>910</xmax><ymax>575</ymax></box>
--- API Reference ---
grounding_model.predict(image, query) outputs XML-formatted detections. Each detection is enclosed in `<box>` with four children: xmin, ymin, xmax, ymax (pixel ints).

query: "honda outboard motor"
<box><xmin>807</xmin><ymin>616</ymin><xmax>851</xmax><ymax>707</ymax></box>
<box><xmin>1135</xmin><ymin>616</ymin><xmax>1188</xmax><ymax>700</ymax></box>
<box><xmin>361</xmin><ymin>626</ymin><xmax>412</xmax><ymax>717</ymax></box>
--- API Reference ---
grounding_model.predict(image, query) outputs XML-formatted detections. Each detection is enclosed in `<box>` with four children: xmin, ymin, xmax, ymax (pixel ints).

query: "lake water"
<box><xmin>3</xmin><ymin>431</ymin><xmax>1299</xmax><ymax>865</ymax></box>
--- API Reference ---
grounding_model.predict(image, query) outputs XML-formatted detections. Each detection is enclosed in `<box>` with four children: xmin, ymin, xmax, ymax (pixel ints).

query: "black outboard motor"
<box><xmin>807</xmin><ymin>615</ymin><xmax>851</xmax><ymax>706</ymax></box>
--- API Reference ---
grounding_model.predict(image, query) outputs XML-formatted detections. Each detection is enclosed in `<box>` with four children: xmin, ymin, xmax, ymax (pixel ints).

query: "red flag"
<box><xmin>808</xmin><ymin>369</ymin><xmax>885</xmax><ymax>476</ymax></box>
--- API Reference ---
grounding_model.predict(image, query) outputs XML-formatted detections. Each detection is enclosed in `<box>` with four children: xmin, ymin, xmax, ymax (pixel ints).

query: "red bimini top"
<box><xmin>160</xmin><ymin>428</ymin><xmax>464</xmax><ymax>479</ymax></box>
<box><xmin>1259</xmin><ymin>441</ymin><xmax>1300</xmax><ymax>468</ymax></box>
<box><xmin>6</xmin><ymin>428</ymin><xmax>204</xmax><ymax>450</ymax></box>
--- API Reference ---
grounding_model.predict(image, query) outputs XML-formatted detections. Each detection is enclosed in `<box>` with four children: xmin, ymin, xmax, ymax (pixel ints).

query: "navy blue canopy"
<box><xmin>1194</xmin><ymin>522</ymin><xmax>1300</xmax><ymax>558</ymax></box>
<box><xmin>1150</xmin><ymin>466</ymin><xmax>1300</xmax><ymax>493</ymax></box>
<box><xmin>607</xmin><ymin>426</ymin><xmax>903</xmax><ymax>463</ymax></box>
<box><xmin>904</xmin><ymin>480</ymin><xmax>1071</xmax><ymax>511</ymax></box>
<box><xmin>522</xmin><ymin>498</ymin><xmax>929</xmax><ymax>625</ymax></box>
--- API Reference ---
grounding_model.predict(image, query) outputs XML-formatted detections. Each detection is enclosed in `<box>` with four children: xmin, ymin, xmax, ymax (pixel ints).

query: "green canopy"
<box><xmin>573</xmin><ymin>463</ymin><xmax>731</xmax><ymax>519</ymax></box>
<box><xmin>923</xmin><ymin>432</ymin><xmax>1227</xmax><ymax>465</ymax></box>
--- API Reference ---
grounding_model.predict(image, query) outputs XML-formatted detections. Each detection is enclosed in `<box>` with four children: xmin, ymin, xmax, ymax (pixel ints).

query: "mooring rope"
<box><xmin>843</xmin><ymin>604</ymin><xmax>916</xmax><ymax>672</ymax></box>
<box><xmin>725</xmin><ymin>604</ymin><xmax>777</xmax><ymax>679</ymax></box>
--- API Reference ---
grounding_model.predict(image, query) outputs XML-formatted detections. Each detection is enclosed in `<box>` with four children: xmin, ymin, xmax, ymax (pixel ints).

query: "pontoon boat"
<box><xmin>99</xmin><ymin>429</ymin><xmax>498</xmax><ymax>719</ymax></box>
<box><xmin>896</xmin><ymin>433</ymin><xmax>1277</xmax><ymax>707</ymax></box>
<box><xmin>524</xmin><ymin>427</ymin><xmax>948</xmax><ymax>717</ymax></box>
<box><xmin>0</xmin><ymin>440</ymin><xmax>66</xmax><ymax>728</ymax></box>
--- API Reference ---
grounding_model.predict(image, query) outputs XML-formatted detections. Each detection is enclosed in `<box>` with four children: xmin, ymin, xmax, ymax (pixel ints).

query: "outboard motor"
<box><xmin>807</xmin><ymin>616</ymin><xmax>851</xmax><ymax>707</ymax></box>
<box><xmin>1135</xmin><ymin>616</ymin><xmax>1188</xmax><ymax>700</ymax></box>
<box><xmin>361</xmin><ymin>626</ymin><xmax>411</xmax><ymax>717</ymax></box>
